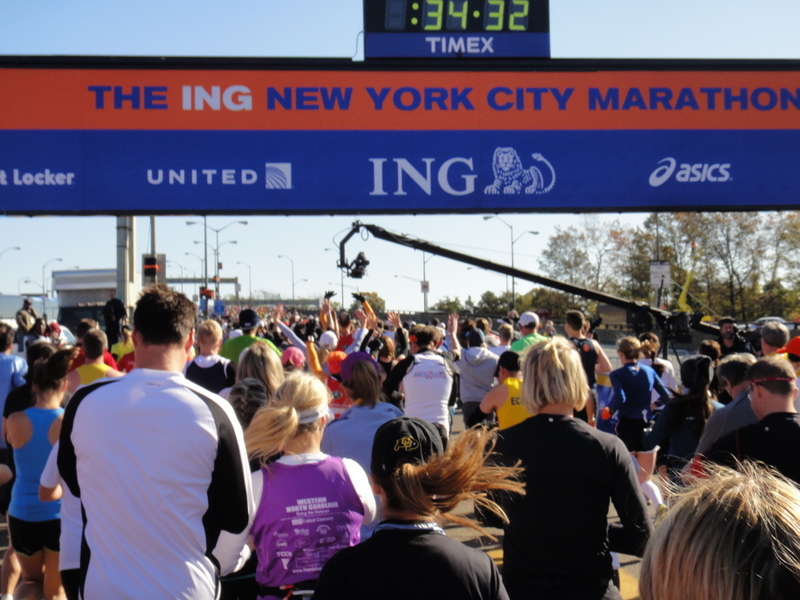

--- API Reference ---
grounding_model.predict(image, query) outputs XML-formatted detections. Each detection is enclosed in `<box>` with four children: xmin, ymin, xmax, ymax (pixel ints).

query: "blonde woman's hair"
<box><xmin>375</xmin><ymin>427</ymin><xmax>524</xmax><ymax>540</ymax></box>
<box><xmin>244</xmin><ymin>371</ymin><xmax>331</xmax><ymax>465</ymax></box>
<box><xmin>197</xmin><ymin>319</ymin><xmax>223</xmax><ymax>346</ymax></box>
<box><xmin>521</xmin><ymin>336</ymin><xmax>588</xmax><ymax>415</ymax></box>
<box><xmin>236</xmin><ymin>341</ymin><xmax>285</xmax><ymax>398</ymax></box>
<box><xmin>640</xmin><ymin>462</ymin><xmax>800</xmax><ymax>600</ymax></box>
<box><xmin>617</xmin><ymin>336</ymin><xmax>641</xmax><ymax>361</ymax></box>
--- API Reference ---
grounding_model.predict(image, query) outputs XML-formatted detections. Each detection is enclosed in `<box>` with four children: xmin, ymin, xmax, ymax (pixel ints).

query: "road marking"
<box><xmin>619</xmin><ymin>567</ymin><xmax>640</xmax><ymax>599</ymax></box>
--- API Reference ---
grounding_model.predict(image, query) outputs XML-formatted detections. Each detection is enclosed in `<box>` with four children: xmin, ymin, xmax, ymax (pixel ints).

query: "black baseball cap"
<box><xmin>370</xmin><ymin>417</ymin><xmax>445</xmax><ymax>478</ymax></box>
<box><xmin>238</xmin><ymin>309</ymin><xmax>259</xmax><ymax>330</ymax></box>
<box><xmin>495</xmin><ymin>350</ymin><xmax>521</xmax><ymax>377</ymax></box>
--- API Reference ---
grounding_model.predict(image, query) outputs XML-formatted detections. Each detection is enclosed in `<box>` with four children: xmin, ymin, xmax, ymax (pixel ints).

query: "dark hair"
<box><xmin>76</xmin><ymin>318</ymin><xmax>99</xmax><ymax>340</ymax></box>
<box><xmin>133</xmin><ymin>284</ymin><xmax>196</xmax><ymax>346</ymax></box>
<box><xmin>228</xmin><ymin>378</ymin><xmax>269</xmax><ymax>429</ymax></box>
<box><xmin>409</xmin><ymin>325</ymin><xmax>435</xmax><ymax>348</ymax></box>
<box><xmin>638</xmin><ymin>331</ymin><xmax>660</xmax><ymax>350</ymax></box>
<box><xmin>0</xmin><ymin>323</ymin><xmax>15</xmax><ymax>352</ymax></box>
<box><xmin>26</xmin><ymin>342</ymin><xmax>57</xmax><ymax>376</ymax></box>
<box><xmin>342</xmin><ymin>359</ymin><xmax>381</xmax><ymax>408</ymax></box>
<box><xmin>378</xmin><ymin>335</ymin><xmax>395</xmax><ymax>362</ymax></box>
<box><xmin>394</xmin><ymin>327</ymin><xmax>408</xmax><ymax>356</ymax></box>
<box><xmin>698</xmin><ymin>340</ymin><xmax>722</xmax><ymax>362</ymax></box>
<box><xmin>83</xmin><ymin>328</ymin><xmax>107</xmax><ymax>360</ymax></box>
<box><xmin>475</xmin><ymin>318</ymin><xmax>490</xmax><ymax>335</ymax></box>
<box><xmin>31</xmin><ymin>318</ymin><xmax>47</xmax><ymax>336</ymax></box>
<box><xmin>32</xmin><ymin>347</ymin><xmax>78</xmax><ymax>392</ymax></box>
<box><xmin>669</xmin><ymin>356</ymin><xmax>714</xmax><ymax>435</ymax></box>
<box><xmin>565</xmin><ymin>310</ymin><xmax>585</xmax><ymax>332</ymax></box>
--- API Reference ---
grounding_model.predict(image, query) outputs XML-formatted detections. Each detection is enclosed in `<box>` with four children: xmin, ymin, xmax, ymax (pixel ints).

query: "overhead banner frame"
<box><xmin>1</xmin><ymin>56</ymin><xmax>799</xmax><ymax>216</ymax></box>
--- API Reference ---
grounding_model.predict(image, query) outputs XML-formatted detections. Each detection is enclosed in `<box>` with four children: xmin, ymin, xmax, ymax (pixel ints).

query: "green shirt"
<box><xmin>510</xmin><ymin>333</ymin><xmax>547</xmax><ymax>356</ymax></box>
<box><xmin>219</xmin><ymin>334</ymin><xmax>282</xmax><ymax>364</ymax></box>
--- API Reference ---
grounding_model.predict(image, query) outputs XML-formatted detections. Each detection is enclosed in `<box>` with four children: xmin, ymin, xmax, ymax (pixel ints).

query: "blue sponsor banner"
<box><xmin>1</xmin><ymin>129</ymin><xmax>798</xmax><ymax>214</ymax></box>
<box><xmin>364</xmin><ymin>32</ymin><xmax>551</xmax><ymax>58</ymax></box>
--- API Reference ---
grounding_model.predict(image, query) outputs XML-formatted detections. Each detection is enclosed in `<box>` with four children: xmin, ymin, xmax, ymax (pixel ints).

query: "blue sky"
<box><xmin>1</xmin><ymin>1</ymin><xmax>798</xmax><ymax>313</ymax></box>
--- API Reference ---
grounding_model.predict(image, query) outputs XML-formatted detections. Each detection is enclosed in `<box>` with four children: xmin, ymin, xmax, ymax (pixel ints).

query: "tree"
<box><xmin>539</xmin><ymin>225</ymin><xmax>590</xmax><ymax>286</ymax></box>
<box><xmin>519</xmin><ymin>286</ymin><xmax>588</xmax><ymax>320</ymax></box>
<box><xmin>475</xmin><ymin>291</ymin><xmax>509</xmax><ymax>315</ymax></box>
<box><xmin>430</xmin><ymin>296</ymin><xmax>464</xmax><ymax>313</ymax></box>
<box><xmin>705</xmin><ymin>212</ymin><xmax>765</xmax><ymax>320</ymax></box>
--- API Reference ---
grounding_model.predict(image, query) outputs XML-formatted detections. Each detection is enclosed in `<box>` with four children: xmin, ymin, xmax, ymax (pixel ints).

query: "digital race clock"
<box><xmin>364</xmin><ymin>0</ymin><xmax>550</xmax><ymax>59</ymax></box>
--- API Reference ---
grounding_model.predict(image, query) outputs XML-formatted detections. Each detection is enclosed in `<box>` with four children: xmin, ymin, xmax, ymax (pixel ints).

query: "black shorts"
<box><xmin>0</xmin><ymin>448</ymin><xmax>12</xmax><ymax>515</ymax></box>
<box><xmin>7</xmin><ymin>516</ymin><xmax>60</xmax><ymax>557</ymax></box>
<box><xmin>616</xmin><ymin>418</ymin><xmax>648</xmax><ymax>452</ymax></box>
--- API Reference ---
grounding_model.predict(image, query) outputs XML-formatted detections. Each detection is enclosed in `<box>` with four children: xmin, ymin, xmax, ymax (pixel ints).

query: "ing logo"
<box><xmin>484</xmin><ymin>147</ymin><xmax>556</xmax><ymax>195</ymax></box>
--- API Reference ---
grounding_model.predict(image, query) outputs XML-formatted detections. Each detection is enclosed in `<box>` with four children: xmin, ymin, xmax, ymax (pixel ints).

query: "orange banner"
<box><xmin>2</xmin><ymin>68</ymin><xmax>799</xmax><ymax>131</ymax></box>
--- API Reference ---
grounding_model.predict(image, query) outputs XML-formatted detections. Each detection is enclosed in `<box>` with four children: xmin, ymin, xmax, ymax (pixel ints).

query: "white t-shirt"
<box><xmin>58</xmin><ymin>369</ymin><xmax>254</xmax><ymax>599</ymax></box>
<box><xmin>40</xmin><ymin>441</ymin><xmax>81</xmax><ymax>571</ymax></box>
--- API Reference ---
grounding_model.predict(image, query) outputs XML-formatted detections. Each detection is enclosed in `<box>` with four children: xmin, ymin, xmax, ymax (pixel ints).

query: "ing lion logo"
<box><xmin>484</xmin><ymin>147</ymin><xmax>556</xmax><ymax>195</ymax></box>
<box><xmin>394</xmin><ymin>435</ymin><xmax>419</xmax><ymax>452</ymax></box>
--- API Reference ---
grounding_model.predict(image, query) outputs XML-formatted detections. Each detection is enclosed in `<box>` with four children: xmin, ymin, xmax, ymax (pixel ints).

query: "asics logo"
<box><xmin>649</xmin><ymin>157</ymin><xmax>731</xmax><ymax>187</ymax></box>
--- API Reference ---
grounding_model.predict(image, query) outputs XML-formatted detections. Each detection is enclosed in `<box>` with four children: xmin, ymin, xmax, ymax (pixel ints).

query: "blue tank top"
<box><xmin>9</xmin><ymin>406</ymin><xmax>63</xmax><ymax>521</ymax></box>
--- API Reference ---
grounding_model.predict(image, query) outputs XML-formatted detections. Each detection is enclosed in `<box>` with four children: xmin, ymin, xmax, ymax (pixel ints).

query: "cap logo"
<box><xmin>394</xmin><ymin>435</ymin><xmax>419</xmax><ymax>452</ymax></box>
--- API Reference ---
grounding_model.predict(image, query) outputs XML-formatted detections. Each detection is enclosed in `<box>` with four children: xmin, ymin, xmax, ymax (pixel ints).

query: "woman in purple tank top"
<box><xmin>239</xmin><ymin>372</ymin><xmax>377</xmax><ymax>600</ymax></box>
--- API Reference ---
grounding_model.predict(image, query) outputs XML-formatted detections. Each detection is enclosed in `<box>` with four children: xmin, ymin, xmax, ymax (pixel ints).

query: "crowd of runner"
<box><xmin>0</xmin><ymin>287</ymin><xmax>798</xmax><ymax>600</ymax></box>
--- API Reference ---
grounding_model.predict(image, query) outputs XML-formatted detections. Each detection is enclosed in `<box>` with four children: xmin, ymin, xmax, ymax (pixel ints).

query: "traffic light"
<box><xmin>143</xmin><ymin>255</ymin><xmax>159</xmax><ymax>284</ymax></box>
<box><xmin>142</xmin><ymin>253</ymin><xmax>167</xmax><ymax>285</ymax></box>
<box><xmin>200</xmin><ymin>287</ymin><xmax>215</xmax><ymax>300</ymax></box>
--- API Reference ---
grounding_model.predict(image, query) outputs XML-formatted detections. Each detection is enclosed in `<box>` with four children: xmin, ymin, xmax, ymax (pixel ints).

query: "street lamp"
<box><xmin>325</xmin><ymin>247</ymin><xmax>345</xmax><ymax>300</ymax></box>
<box><xmin>185</xmin><ymin>252</ymin><xmax>204</xmax><ymax>297</ymax></box>
<box><xmin>186</xmin><ymin>218</ymin><xmax>209</xmax><ymax>290</ymax></box>
<box><xmin>215</xmin><ymin>239</ymin><xmax>239</xmax><ymax>298</ymax></box>
<box><xmin>237</xmin><ymin>261</ymin><xmax>252</xmax><ymax>301</ymax></box>
<box><xmin>21</xmin><ymin>278</ymin><xmax>43</xmax><ymax>295</ymax></box>
<box><xmin>421</xmin><ymin>252</ymin><xmax>435</xmax><ymax>314</ymax></box>
<box><xmin>277</xmin><ymin>255</ymin><xmax>296</xmax><ymax>305</ymax></box>
<box><xmin>0</xmin><ymin>246</ymin><xmax>20</xmax><ymax>261</ymax></box>
<box><xmin>189</xmin><ymin>219</ymin><xmax>248</xmax><ymax>298</ymax></box>
<box><xmin>483</xmin><ymin>216</ymin><xmax>539</xmax><ymax>310</ymax></box>
<box><xmin>167</xmin><ymin>260</ymin><xmax>185</xmax><ymax>294</ymax></box>
<box><xmin>185</xmin><ymin>252</ymin><xmax>204</xmax><ymax>273</ymax></box>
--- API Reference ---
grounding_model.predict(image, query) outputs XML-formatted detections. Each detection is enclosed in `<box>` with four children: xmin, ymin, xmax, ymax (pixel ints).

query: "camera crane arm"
<box><xmin>338</xmin><ymin>221</ymin><xmax>719</xmax><ymax>338</ymax></box>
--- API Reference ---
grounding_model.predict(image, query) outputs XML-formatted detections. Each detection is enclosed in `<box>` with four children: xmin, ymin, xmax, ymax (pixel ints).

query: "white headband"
<box><xmin>297</xmin><ymin>403</ymin><xmax>329</xmax><ymax>425</ymax></box>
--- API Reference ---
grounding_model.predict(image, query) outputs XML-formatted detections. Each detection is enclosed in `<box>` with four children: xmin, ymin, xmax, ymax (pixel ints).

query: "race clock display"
<box><xmin>364</xmin><ymin>0</ymin><xmax>550</xmax><ymax>59</ymax></box>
